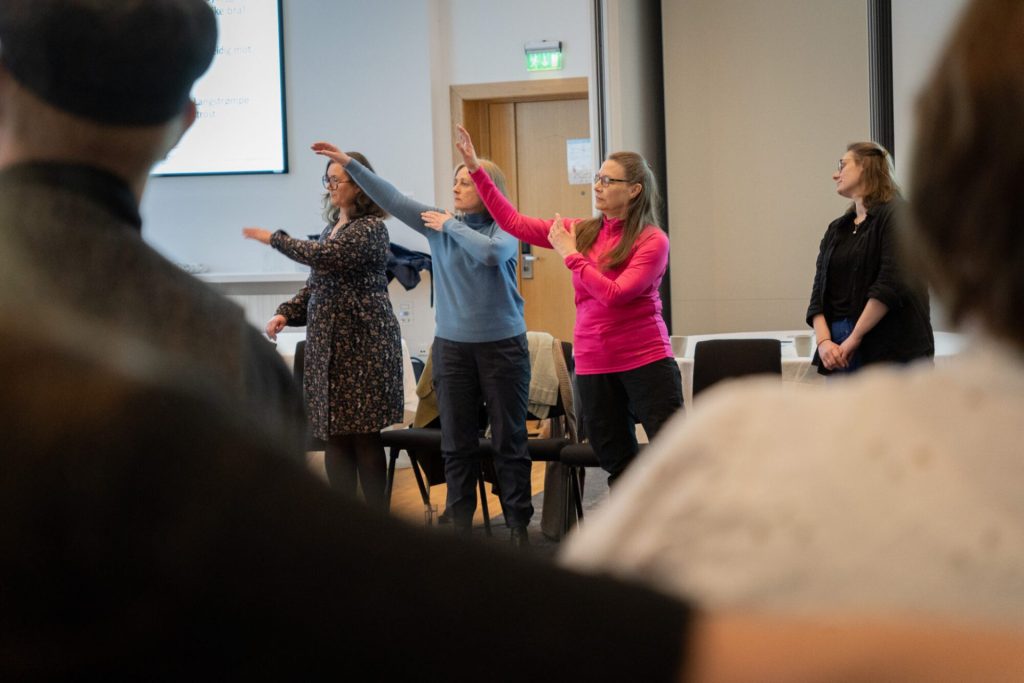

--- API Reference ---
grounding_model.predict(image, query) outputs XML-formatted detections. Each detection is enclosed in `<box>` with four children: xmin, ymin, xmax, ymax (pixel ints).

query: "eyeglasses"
<box><xmin>593</xmin><ymin>174</ymin><xmax>630</xmax><ymax>187</ymax></box>
<box><xmin>322</xmin><ymin>175</ymin><xmax>354</xmax><ymax>190</ymax></box>
<box><xmin>837</xmin><ymin>159</ymin><xmax>849</xmax><ymax>172</ymax></box>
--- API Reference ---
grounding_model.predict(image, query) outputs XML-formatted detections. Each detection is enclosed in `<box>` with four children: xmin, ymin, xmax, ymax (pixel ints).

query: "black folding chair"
<box><xmin>691</xmin><ymin>339</ymin><xmax>782</xmax><ymax>399</ymax></box>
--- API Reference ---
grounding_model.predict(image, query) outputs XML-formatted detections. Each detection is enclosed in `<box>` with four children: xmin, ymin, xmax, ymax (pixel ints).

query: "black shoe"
<box><xmin>510</xmin><ymin>526</ymin><xmax>529</xmax><ymax>548</ymax></box>
<box><xmin>437</xmin><ymin>508</ymin><xmax>451</xmax><ymax>524</ymax></box>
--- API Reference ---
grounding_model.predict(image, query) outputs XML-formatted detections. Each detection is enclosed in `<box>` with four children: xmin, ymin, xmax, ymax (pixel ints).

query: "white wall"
<box><xmin>891</xmin><ymin>0</ymin><xmax>967</xmax><ymax>183</ymax></box>
<box><xmin>140</xmin><ymin>0</ymin><xmax>593</xmax><ymax>358</ymax></box>
<box><xmin>601</xmin><ymin>0</ymin><xmax>663</xmax><ymax>164</ymax></box>
<box><xmin>428</xmin><ymin>0</ymin><xmax>594</xmax><ymax>203</ymax></box>
<box><xmin>662</xmin><ymin>0</ymin><xmax>871</xmax><ymax>334</ymax></box>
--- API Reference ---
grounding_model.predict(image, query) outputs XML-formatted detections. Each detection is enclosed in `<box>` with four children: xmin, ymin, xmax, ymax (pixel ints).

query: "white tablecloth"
<box><xmin>675</xmin><ymin>330</ymin><xmax>964</xmax><ymax>408</ymax></box>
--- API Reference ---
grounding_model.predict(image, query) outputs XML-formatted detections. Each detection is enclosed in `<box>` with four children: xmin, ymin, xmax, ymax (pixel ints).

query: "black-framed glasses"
<box><xmin>593</xmin><ymin>173</ymin><xmax>630</xmax><ymax>187</ymax></box>
<box><xmin>837</xmin><ymin>159</ymin><xmax>848</xmax><ymax>172</ymax></box>
<box><xmin>322</xmin><ymin>175</ymin><xmax>354</xmax><ymax>190</ymax></box>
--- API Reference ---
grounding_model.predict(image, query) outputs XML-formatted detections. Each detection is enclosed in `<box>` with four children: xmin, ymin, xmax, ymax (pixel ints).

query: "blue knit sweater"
<box><xmin>346</xmin><ymin>159</ymin><xmax>525</xmax><ymax>343</ymax></box>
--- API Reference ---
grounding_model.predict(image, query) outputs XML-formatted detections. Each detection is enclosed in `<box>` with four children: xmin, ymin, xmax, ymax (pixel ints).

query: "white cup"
<box><xmin>670</xmin><ymin>335</ymin><xmax>688</xmax><ymax>357</ymax></box>
<box><xmin>793</xmin><ymin>333</ymin><xmax>813</xmax><ymax>357</ymax></box>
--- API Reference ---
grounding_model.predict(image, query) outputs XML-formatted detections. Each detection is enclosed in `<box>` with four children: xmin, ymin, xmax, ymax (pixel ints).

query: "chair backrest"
<box><xmin>294</xmin><ymin>340</ymin><xmax>306</xmax><ymax>385</ymax></box>
<box><xmin>409</xmin><ymin>356</ymin><xmax>425</xmax><ymax>383</ymax></box>
<box><xmin>692</xmin><ymin>339</ymin><xmax>782</xmax><ymax>399</ymax></box>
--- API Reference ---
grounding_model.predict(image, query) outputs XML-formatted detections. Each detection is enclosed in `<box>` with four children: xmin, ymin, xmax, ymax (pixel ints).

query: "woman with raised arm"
<box><xmin>452</xmin><ymin>125</ymin><xmax>682</xmax><ymax>485</ymax></box>
<box><xmin>311</xmin><ymin>142</ymin><xmax>533</xmax><ymax>546</ymax></box>
<box><xmin>242</xmin><ymin>152</ymin><xmax>403</xmax><ymax>511</ymax></box>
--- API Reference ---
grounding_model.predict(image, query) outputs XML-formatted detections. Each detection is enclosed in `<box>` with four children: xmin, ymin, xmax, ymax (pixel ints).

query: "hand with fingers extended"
<box><xmin>547</xmin><ymin>213</ymin><xmax>579</xmax><ymax>259</ymax></box>
<box><xmin>421</xmin><ymin>210</ymin><xmax>453</xmax><ymax>232</ymax></box>
<box><xmin>454</xmin><ymin>124</ymin><xmax>480</xmax><ymax>173</ymax></box>
<box><xmin>242</xmin><ymin>226</ymin><xmax>273</xmax><ymax>245</ymax></box>
<box><xmin>310</xmin><ymin>141</ymin><xmax>352</xmax><ymax>166</ymax></box>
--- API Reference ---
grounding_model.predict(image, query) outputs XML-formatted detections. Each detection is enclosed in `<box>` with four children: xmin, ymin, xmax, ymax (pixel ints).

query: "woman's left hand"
<box><xmin>421</xmin><ymin>210</ymin><xmax>452</xmax><ymax>232</ymax></box>
<box><xmin>547</xmin><ymin>213</ymin><xmax>578</xmax><ymax>259</ymax></box>
<box><xmin>838</xmin><ymin>333</ymin><xmax>862</xmax><ymax>363</ymax></box>
<box><xmin>242</xmin><ymin>226</ymin><xmax>272</xmax><ymax>244</ymax></box>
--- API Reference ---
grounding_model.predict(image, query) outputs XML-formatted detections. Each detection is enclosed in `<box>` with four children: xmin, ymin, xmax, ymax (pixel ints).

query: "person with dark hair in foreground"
<box><xmin>0</xmin><ymin>0</ymin><xmax>307</xmax><ymax>457</ymax></box>
<box><xmin>564</xmin><ymin>0</ymin><xmax>1024</xmax><ymax>631</ymax></box>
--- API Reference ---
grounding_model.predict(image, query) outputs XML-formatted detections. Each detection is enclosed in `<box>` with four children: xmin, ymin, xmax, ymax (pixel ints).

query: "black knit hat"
<box><xmin>0</xmin><ymin>0</ymin><xmax>217</xmax><ymax>126</ymax></box>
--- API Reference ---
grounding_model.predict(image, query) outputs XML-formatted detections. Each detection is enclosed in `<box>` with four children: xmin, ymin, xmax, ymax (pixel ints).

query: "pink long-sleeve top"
<box><xmin>470</xmin><ymin>166</ymin><xmax>673</xmax><ymax>375</ymax></box>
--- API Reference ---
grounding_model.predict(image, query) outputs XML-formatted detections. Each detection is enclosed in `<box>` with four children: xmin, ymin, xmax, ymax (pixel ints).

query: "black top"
<box><xmin>825</xmin><ymin>225</ymin><xmax>862</xmax><ymax>318</ymax></box>
<box><xmin>0</xmin><ymin>332</ymin><xmax>691</xmax><ymax>681</ymax></box>
<box><xmin>806</xmin><ymin>199</ymin><xmax>934</xmax><ymax>373</ymax></box>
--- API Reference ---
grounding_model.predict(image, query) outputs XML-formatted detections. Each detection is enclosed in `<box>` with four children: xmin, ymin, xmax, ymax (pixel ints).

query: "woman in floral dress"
<box><xmin>244</xmin><ymin>152</ymin><xmax>403</xmax><ymax>510</ymax></box>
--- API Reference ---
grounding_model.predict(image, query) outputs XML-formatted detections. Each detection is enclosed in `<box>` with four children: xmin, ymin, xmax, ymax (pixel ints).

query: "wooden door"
<box><xmin>513</xmin><ymin>98</ymin><xmax>590</xmax><ymax>343</ymax></box>
<box><xmin>463</xmin><ymin>97</ymin><xmax>589</xmax><ymax>342</ymax></box>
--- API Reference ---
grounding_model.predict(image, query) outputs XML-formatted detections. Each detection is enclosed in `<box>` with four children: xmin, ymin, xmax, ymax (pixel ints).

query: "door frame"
<box><xmin>450</xmin><ymin>77</ymin><xmax>589</xmax><ymax>183</ymax></box>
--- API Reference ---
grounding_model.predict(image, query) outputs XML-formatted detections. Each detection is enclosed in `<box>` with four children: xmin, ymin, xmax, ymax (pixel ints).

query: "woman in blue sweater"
<box><xmin>312</xmin><ymin>142</ymin><xmax>532</xmax><ymax>545</ymax></box>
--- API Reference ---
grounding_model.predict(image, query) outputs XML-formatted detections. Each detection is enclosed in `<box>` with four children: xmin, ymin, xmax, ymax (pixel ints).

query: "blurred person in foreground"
<box><xmin>1</xmin><ymin>289</ymin><xmax>1022</xmax><ymax>680</ymax></box>
<box><xmin>0</xmin><ymin>0</ymin><xmax>306</xmax><ymax>456</ymax></box>
<box><xmin>563</xmin><ymin>0</ymin><xmax>1024</xmax><ymax>629</ymax></box>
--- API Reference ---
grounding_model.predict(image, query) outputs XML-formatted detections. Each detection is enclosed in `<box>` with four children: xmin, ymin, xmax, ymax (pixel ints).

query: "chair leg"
<box><xmin>570</xmin><ymin>467</ymin><xmax>585</xmax><ymax>524</ymax></box>
<box><xmin>477</xmin><ymin>469</ymin><xmax>492</xmax><ymax>537</ymax></box>
<box><xmin>561</xmin><ymin>464</ymin><xmax>575</xmax><ymax>539</ymax></box>
<box><xmin>405</xmin><ymin>451</ymin><xmax>435</xmax><ymax>526</ymax></box>
<box><xmin>384</xmin><ymin>447</ymin><xmax>398</xmax><ymax>512</ymax></box>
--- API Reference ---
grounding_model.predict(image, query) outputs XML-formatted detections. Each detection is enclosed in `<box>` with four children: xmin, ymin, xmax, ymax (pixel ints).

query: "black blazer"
<box><xmin>806</xmin><ymin>199</ymin><xmax>933</xmax><ymax>374</ymax></box>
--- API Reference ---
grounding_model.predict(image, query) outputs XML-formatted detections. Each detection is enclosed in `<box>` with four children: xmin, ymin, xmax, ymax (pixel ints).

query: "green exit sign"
<box><xmin>526</xmin><ymin>50</ymin><xmax>563</xmax><ymax>71</ymax></box>
<box><xmin>524</xmin><ymin>40</ymin><xmax>563</xmax><ymax>72</ymax></box>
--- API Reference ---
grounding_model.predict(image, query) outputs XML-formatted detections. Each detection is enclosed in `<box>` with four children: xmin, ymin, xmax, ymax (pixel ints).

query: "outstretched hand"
<box><xmin>311</xmin><ymin>141</ymin><xmax>351</xmax><ymax>166</ymax></box>
<box><xmin>242</xmin><ymin>226</ymin><xmax>272</xmax><ymax>245</ymax></box>
<box><xmin>547</xmin><ymin>213</ymin><xmax>578</xmax><ymax>259</ymax></box>
<box><xmin>455</xmin><ymin>124</ymin><xmax>480</xmax><ymax>173</ymax></box>
<box><xmin>421</xmin><ymin>210</ymin><xmax>453</xmax><ymax>232</ymax></box>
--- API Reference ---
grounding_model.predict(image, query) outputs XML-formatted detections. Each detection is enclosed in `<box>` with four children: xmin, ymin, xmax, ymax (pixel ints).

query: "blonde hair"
<box><xmin>846</xmin><ymin>141</ymin><xmax>901</xmax><ymax>209</ymax></box>
<box><xmin>455</xmin><ymin>158</ymin><xmax>508</xmax><ymax>215</ymax></box>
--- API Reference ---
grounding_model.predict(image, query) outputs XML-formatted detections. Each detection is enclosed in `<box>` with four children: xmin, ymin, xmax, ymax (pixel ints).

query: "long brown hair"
<box><xmin>322</xmin><ymin>152</ymin><xmax>386</xmax><ymax>223</ymax></box>
<box><xmin>575</xmin><ymin>151</ymin><xmax>662</xmax><ymax>270</ymax></box>
<box><xmin>846</xmin><ymin>141</ymin><xmax>901</xmax><ymax>209</ymax></box>
<box><xmin>907</xmin><ymin>0</ymin><xmax>1024</xmax><ymax>348</ymax></box>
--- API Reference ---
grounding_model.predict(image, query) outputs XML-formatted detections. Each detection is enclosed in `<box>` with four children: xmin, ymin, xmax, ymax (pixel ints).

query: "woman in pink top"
<box><xmin>442</xmin><ymin>126</ymin><xmax>683</xmax><ymax>483</ymax></box>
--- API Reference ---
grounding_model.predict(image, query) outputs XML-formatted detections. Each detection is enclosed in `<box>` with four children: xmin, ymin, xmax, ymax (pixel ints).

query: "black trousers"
<box><xmin>432</xmin><ymin>335</ymin><xmax>533</xmax><ymax>529</ymax></box>
<box><xmin>575</xmin><ymin>357</ymin><xmax>683</xmax><ymax>483</ymax></box>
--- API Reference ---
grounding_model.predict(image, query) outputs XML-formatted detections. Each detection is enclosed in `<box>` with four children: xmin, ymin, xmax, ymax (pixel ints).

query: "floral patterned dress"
<box><xmin>271</xmin><ymin>216</ymin><xmax>403</xmax><ymax>439</ymax></box>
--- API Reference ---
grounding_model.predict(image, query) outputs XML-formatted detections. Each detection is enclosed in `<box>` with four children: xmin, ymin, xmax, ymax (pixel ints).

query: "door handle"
<box><xmin>521</xmin><ymin>253</ymin><xmax>536</xmax><ymax>279</ymax></box>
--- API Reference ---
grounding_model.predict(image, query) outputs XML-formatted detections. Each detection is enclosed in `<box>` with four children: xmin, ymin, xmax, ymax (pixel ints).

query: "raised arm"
<box><xmin>566</xmin><ymin>227</ymin><xmax>669</xmax><ymax>306</ymax></box>
<box><xmin>454</xmin><ymin>125</ymin><xmax>553</xmax><ymax>247</ymax></box>
<box><xmin>269</xmin><ymin>222</ymin><xmax>385</xmax><ymax>274</ymax></box>
<box><xmin>311</xmin><ymin>142</ymin><xmax>436</xmax><ymax>235</ymax></box>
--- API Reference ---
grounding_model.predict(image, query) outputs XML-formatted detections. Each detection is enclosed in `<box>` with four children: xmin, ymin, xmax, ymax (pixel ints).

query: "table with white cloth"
<box><xmin>674</xmin><ymin>330</ymin><xmax>965</xmax><ymax>408</ymax></box>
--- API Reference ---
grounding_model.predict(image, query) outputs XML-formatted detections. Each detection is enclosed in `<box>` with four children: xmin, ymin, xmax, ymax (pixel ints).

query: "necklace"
<box><xmin>852</xmin><ymin>219</ymin><xmax>865</xmax><ymax>235</ymax></box>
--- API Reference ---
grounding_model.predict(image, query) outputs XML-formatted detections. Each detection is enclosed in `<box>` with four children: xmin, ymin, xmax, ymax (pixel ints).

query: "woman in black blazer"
<box><xmin>807</xmin><ymin>142</ymin><xmax>933</xmax><ymax>375</ymax></box>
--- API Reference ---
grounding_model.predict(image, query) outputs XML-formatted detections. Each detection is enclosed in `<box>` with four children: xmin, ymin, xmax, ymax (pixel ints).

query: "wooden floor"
<box><xmin>387</xmin><ymin>460</ymin><xmax>549</xmax><ymax>526</ymax></box>
<box><xmin>305</xmin><ymin>451</ymin><xmax>548</xmax><ymax>527</ymax></box>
